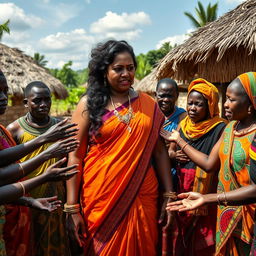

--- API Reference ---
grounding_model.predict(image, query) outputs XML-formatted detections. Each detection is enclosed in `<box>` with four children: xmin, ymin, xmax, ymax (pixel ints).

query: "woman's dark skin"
<box><xmin>160</xmin><ymin>79</ymin><xmax>256</xmax><ymax>211</ymax></box>
<box><xmin>0</xmin><ymin>119</ymin><xmax>78</xmax><ymax>167</ymax></box>
<box><xmin>0</xmin><ymin>157</ymin><xmax>78</xmax><ymax>205</ymax></box>
<box><xmin>0</xmin><ymin>137</ymin><xmax>79</xmax><ymax>186</ymax></box>
<box><xmin>161</xmin><ymin>79</ymin><xmax>256</xmax><ymax>173</ymax></box>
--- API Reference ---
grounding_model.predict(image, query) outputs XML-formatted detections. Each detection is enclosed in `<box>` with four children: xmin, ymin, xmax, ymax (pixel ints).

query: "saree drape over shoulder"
<box><xmin>81</xmin><ymin>92</ymin><xmax>163</xmax><ymax>256</ymax></box>
<box><xmin>0</xmin><ymin>125</ymin><xmax>31</xmax><ymax>256</ymax></box>
<box><xmin>216</xmin><ymin>121</ymin><xmax>256</xmax><ymax>256</ymax></box>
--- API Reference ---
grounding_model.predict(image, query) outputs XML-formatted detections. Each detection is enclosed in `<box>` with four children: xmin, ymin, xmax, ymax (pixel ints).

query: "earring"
<box><xmin>248</xmin><ymin>105</ymin><xmax>253</xmax><ymax>115</ymax></box>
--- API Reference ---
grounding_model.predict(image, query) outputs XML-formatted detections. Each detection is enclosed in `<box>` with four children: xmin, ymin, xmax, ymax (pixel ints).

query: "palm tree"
<box><xmin>0</xmin><ymin>20</ymin><xmax>10</xmax><ymax>41</ymax></box>
<box><xmin>184</xmin><ymin>1</ymin><xmax>218</xmax><ymax>28</ymax></box>
<box><xmin>33</xmin><ymin>52</ymin><xmax>48</xmax><ymax>67</ymax></box>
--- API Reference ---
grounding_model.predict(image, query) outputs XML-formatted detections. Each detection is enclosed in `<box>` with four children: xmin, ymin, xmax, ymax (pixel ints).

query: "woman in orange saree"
<box><xmin>164</xmin><ymin>72</ymin><xmax>256</xmax><ymax>256</ymax></box>
<box><xmin>66</xmin><ymin>40</ymin><xmax>174</xmax><ymax>256</ymax></box>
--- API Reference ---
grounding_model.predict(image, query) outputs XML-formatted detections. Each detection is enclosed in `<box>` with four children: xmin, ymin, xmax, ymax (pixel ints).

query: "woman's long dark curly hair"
<box><xmin>86</xmin><ymin>40</ymin><xmax>137</xmax><ymax>135</ymax></box>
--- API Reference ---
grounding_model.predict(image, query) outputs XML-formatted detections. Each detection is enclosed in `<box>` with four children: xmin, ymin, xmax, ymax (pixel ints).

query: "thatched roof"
<box><xmin>0</xmin><ymin>43</ymin><xmax>68</xmax><ymax>99</ymax></box>
<box><xmin>133</xmin><ymin>69</ymin><xmax>187</xmax><ymax>94</ymax></box>
<box><xmin>156</xmin><ymin>0</ymin><xmax>256</xmax><ymax>83</ymax></box>
<box><xmin>133</xmin><ymin>70</ymin><xmax>157</xmax><ymax>94</ymax></box>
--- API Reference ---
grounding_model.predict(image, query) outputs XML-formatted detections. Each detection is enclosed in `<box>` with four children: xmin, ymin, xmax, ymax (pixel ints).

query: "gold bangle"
<box><xmin>217</xmin><ymin>194</ymin><xmax>221</xmax><ymax>205</ymax></box>
<box><xmin>181</xmin><ymin>142</ymin><xmax>188</xmax><ymax>151</ymax></box>
<box><xmin>163</xmin><ymin>191</ymin><xmax>177</xmax><ymax>200</ymax></box>
<box><xmin>223</xmin><ymin>191</ymin><xmax>228</xmax><ymax>206</ymax></box>
<box><xmin>176</xmin><ymin>138</ymin><xmax>182</xmax><ymax>146</ymax></box>
<box><xmin>18</xmin><ymin>163</ymin><xmax>25</xmax><ymax>177</ymax></box>
<box><xmin>18</xmin><ymin>182</ymin><xmax>26</xmax><ymax>196</ymax></box>
<box><xmin>63</xmin><ymin>203</ymin><xmax>81</xmax><ymax>213</ymax></box>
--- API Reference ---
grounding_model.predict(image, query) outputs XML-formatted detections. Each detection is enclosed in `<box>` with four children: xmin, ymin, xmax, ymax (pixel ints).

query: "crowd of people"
<box><xmin>0</xmin><ymin>39</ymin><xmax>255</xmax><ymax>256</ymax></box>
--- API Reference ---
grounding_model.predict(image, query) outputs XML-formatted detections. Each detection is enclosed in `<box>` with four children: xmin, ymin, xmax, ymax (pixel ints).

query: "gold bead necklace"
<box><xmin>110</xmin><ymin>94</ymin><xmax>134</xmax><ymax>133</ymax></box>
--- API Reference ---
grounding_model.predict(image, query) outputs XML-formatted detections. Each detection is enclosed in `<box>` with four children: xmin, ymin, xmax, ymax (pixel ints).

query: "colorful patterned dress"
<box><xmin>216</xmin><ymin>121</ymin><xmax>256</xmax><ymax>256</ymax></box>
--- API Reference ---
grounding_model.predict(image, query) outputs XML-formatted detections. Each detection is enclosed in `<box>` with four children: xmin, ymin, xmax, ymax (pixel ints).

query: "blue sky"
<box><xmin>0</xmin><ymin>0</ymin><xmax>245</xmax><ymax>70</ymax></box>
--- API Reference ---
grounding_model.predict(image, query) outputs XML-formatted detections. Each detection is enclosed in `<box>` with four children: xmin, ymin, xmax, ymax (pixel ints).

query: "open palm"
<box><xmin>166</xmin><ymin>192</ymin><xmax>205</xmax><ymax>212</ymax></box>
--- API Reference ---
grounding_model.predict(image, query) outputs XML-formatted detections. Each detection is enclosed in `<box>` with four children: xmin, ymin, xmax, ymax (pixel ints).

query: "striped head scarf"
<box><xmin>237</xmin><ymin>72</ymin><xmax>256</xmax><ymax>110</ymax></box>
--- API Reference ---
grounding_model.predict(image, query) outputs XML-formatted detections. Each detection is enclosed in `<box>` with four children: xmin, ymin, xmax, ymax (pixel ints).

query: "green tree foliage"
<box><xmin>76</xmin><ymin>68</ymin><xmax>89</xmax><ymax>85</ymax></box>
<box><xmin>184</xmin><ymin>1</ymin><xmax>218</xmax><ymax>28</ymax></box>
<box><xmin>135</xmin><ymin>54</ymin><xmax>151</xmax><ymax>80</ymax></box>
<box><xmin>51</xmin><ymin>61</ymin><xmax>79</xmax><ymax>87</ymax></box>
<box><xmin>33</xmin><ymin>52</ymin><xmax>48</xmax><ymax>67</ymax></box>
<box><xmin>51</xmin><ymin>86</ymin><xmax>85</xmax><ymax>115</ymax></box>
<box><xmin>135</xmin><ymin>42</ymin><xmax>173</xmax><ymax>80</ymax></box>
<box><xmin>0</xmin><ymin>20</ymin><xmax>10</xmax><ymax>41</ymax></box>
<box><xmin>146</xmin><ymin>42</ymin><xmax>173</xmax><ymax>67</ymax></box>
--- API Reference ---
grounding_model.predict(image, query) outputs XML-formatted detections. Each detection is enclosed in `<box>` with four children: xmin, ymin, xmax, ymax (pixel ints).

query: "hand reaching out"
<box><xmin>30</xmin><ymin>196</ymin><xmax>62</xmax><ymax>212</ymax></box>
<box><xmin>45</xmin><ymin>158</ymin><xmax>78</xmax><ymax>182</ymax></box>
<box><xmin>160</xmin><ymin>129</ymin><xmax>180</xmax><ymax>143</ymax></box>
<box><xmin>166</xmin><ymin>192</ymin><xmax>205</xmax><ymax>212</ymax></box>
<box><xmin>176</xmin><ymin>150</ymin><xmax>190</xmax><ymax>163</ymax></box>
<box><xmin>44</xmin><ymin>137</ymin><xmax>79</xmax><ymax>159</ymax></box>
<box><xmin>41</xmin><ymin>118</ymin><xmax>78</xmax><ymax>143</ymax></box>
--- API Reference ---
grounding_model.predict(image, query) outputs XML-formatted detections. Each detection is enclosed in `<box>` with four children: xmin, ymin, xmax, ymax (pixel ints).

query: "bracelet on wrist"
<box><xmin>163</xmin><ymin>191</ymin><xmax>177</xmax><ymax>200</ymax></box>
<box><xmin>217</xmin><ymin>192</ymin><xmax>228</xmax><ymax>206</ymax></box>
<box><xmin>18</xmin><ymin>182</ymin><xmax>26</xmax><ymax>196</ymax></box>
<box><xmin>181</xmin><ymin>142</ymin><xmax>189</xmax><ymax>151</ymax></box>
<box><xmin>176</xmin><ymin>138</ymin><xmax>182</xmax><ymax>146</ymax></box>
<box><xmin>63</xmin><ymin>203</ymin><xmax>81</xmax><ymax>214</ymax></box>
<box><xmin>18</xmin><ymin>163</ymin><xmax>25</xmax><ymax>177</ymax></box>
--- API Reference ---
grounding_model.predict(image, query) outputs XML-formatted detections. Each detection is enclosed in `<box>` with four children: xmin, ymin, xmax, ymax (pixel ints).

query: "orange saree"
<box><xmin>216</xmin><ymin>121</ymin><xmax>256</xmax><ymax>256</ymax></box>
<box><xmin>81</xmin><ymin>92</ymin><xmax>163</xmax><ymax>256</ymax></box>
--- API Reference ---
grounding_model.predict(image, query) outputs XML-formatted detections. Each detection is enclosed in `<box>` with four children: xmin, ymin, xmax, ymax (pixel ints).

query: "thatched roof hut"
<box><xmin>133</xmin><ymin>69</ymin><xmax>157</xmax><ymax>96</ymax></box>
<box><xmin>156</xmin><ymin>0</ymin><xmax>256</xmax><ymax>83</ymax></box>
<box><xmin>0</xmin><ymin>43</ymin><xmax>68</xmax><ymax>102</ymax></box>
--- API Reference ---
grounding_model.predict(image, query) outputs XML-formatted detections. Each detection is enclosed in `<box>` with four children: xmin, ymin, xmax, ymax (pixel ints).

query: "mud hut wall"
<box><xmin>0</xmin><ymin>105</ymin><xmax>26</xmax><ymax>127</ymax></box>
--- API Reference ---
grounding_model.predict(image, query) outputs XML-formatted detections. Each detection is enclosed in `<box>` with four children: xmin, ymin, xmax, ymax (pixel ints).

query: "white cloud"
<box><xmin>225</xmin><ymin>0</ymin><xmax>246</xmax><ymax>3</ymax></box>
<box><xmin>37</xmin><ymin>29</ymin><xmax>96</xmax><ymax>69</ymax></box>
<box><xmin>0</xmin><ymin>3</ymin><xmax>44</xmax><ymax>31</ymax></box>
<box><xmin>1</xmin><ymin>8</ymin><xmax>151</xmax><ymax>69</ymax></box>
<box><xmin>53</xmin><ymin>3</ymin><xmax>81</xmax><ymax>26</ymax></box>
<box><xmin>90</xmin><ymin>11</ymin><xmax>151</xmax><ymax>35</ymax></box>
<box><xmin>156</xmin><ymin>29</ymin><xmax>193</xmax><ymax>49</ymax></box>
<box><xmin>85</xmin><ymin>0</ymin><xmax>91</xmax><ymax>3</ymax></box>
<box><xmin>104</xmin><ymin>29</ymin><xmax>143</xmax><ymax>41</ymax></box>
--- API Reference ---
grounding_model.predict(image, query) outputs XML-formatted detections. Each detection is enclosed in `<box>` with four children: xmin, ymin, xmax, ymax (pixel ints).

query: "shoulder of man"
<box><xmin>6</xmin><ymin>118</ymin><xmax>23</xmax><ymax>141</ymax></box>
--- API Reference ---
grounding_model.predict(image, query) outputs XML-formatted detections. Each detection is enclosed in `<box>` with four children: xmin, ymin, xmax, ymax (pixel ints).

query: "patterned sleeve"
<box><xmin>249</xmin><ymin>137</ymin><xmax>256</xmax><ymax>184</ymax></box>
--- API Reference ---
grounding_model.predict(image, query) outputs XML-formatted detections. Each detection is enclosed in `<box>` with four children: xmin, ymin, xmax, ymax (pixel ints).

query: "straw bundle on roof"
<box><xmin>133</xmin><ymin>69</ymin><xmax>157</xmax><ymax>94</ymax></box>
<box><xmin>156</xmin><ymin>0</ymin><xmax>256</xmax><ymax>83</ymax></box>
<box><xmin>0</xmin><ymin>43</ymin><xmax>68</xmax><ymax>99</ymax></box>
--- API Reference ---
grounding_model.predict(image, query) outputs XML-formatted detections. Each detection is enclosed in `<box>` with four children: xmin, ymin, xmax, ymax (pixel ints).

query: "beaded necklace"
<box><xmin>234</xmin><ymin>121</ymin><xmax>256</xmax><ymax>136</ymax></box>
<box><xmin>110</xmin><ymin>94</ymin><xmax>134</xmax><ymax>133</ymax></box>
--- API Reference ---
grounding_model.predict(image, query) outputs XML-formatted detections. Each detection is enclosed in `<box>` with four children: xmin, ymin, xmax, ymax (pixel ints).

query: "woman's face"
<box><xmin>187</xmin><ymin>90</ymin><xmax>209</xmax><ymax>123</ymax></box>
<box><xmin>106</xmin><ymin>51</ymin><xmax>135</xmax><ymax>94</ymax></box>
<box><xmin>224</xmin><ymin>79</ymin><xmax>250</xmax><ymax>121</ymax></box>
<box><xmin>0</xmin><ymin>80</ymin><xmax>8</xmax><ymax>115</ymax></box>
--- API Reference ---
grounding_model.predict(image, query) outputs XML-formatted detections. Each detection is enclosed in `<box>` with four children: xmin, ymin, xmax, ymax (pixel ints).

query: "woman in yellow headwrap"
<box><xmin>163</xmin><ymin>72</ymin><xmax>256</xmax><ymax>256</ymax></box>
<box><xmin>162</xmin><ymin>78</ymin><xmax>227</xmax><ymax>255</ymax></box>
